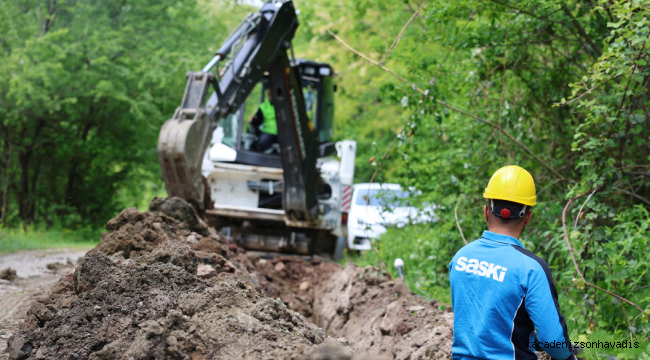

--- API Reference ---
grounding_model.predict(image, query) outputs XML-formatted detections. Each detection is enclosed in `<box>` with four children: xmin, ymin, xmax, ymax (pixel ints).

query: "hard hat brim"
<box><xmin>483</xmin><ymin>190</ymin><xmax>537</xmax><ymax>207</ymax></box>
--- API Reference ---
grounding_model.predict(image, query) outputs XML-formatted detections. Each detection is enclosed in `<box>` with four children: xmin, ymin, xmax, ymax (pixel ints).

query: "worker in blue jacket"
<box><xmin>449</xmin><ymin>165</ymin><xmax>579</xmax><ymax>360</ymax></box>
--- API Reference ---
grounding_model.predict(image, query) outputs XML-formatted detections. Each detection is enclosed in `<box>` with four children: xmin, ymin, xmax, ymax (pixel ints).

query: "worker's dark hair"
<box><xmin>487</xmin><ymin>199</ymin><xmax>531</xmax><ymax>227</ymax></box>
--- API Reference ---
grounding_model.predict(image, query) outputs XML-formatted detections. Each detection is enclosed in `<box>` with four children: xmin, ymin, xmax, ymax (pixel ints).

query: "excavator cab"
<box><xmin>214</xmin><ymin>60</ymin><xmax>336</xmax><ymax>169</ymax></box>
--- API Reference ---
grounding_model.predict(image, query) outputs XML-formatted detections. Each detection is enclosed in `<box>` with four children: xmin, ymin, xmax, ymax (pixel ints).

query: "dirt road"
<box><xmin>0</xmin><ymin>249</ymin><xmax>89</xmax><ymax>359</ymax></box>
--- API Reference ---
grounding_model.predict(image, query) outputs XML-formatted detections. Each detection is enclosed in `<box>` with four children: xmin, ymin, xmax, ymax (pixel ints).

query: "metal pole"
<box><xmin>394</xmin><ymin>258</ymin><xmax>404</xmax><ymax>279</ymax></box>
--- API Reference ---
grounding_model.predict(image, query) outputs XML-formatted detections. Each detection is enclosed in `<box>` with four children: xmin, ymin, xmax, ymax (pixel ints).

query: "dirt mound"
<box><xmin>88</xmin><ymin>274</ymin><xmax>325</xmax><ymax>360</ymax></box>
<box><xmin>8</xmin><ymin>249</ymin><xmax>333</xmax><ymax>360</ymax></box>
<box><xmin>8</xmin><ymin>251</ymin><xmax>202</xmax><ymax>359</ymax></box>
<box><xmin>148</xmin><ymin>197</ymin><xmax>210</xmax><ymax>237</ymax></box>
<box><xmin>315</xmin><ymin>263</ymin><xmax>454</xmax><ymax>360</ymax></box>
<box><xmin>0</xmin><ymin>269</ymin><xmax>17</xmax><ymax>283</ymax></box>
<box><xmin>94</xmin><ymin>198</ymin><xmax>221</xmax><ymax>260</ymax></box>
<box><xmin>6</xmin><ymin>197</ymin><xmax>454</xmax><ymax>359</ymax></box>
<box><xmin>6</xmin><ymin>198</ymin><xmax>357</xmax><ymax>360</ymax></box>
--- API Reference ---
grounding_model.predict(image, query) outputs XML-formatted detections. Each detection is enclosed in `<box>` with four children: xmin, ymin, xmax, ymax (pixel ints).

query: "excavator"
<box><xmin>157</xmin><ymin>0</ymin><xmax>356</xmax><ymax>256</ymax></box>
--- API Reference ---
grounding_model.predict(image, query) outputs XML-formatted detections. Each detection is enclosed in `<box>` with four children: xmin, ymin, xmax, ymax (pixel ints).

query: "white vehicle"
<box><xmin>347</xmin><ymin>183</ymin><xmax>435</xmax><ymax>251</ymax></box>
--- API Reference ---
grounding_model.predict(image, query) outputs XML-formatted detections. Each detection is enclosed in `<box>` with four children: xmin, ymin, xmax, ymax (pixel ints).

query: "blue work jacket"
<box><xmin>449</xmin><ymin>230</ymin><xmax>575</xmax><ymax>360</ymax></box>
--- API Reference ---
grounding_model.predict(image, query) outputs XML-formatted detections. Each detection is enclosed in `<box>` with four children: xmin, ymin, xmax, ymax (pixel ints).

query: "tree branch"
<box><xmin>368</xmin><ymin>137</ymin><xmax>397</xmax><ymax>186</ymax></box>
<box><xmin>43</xmin><ymin>0</ymin><xmax>57</xmax><ymax>35</ymax></box>
<box><xmin>623</xmin><ymin>171</ymin><xmax>650</xmax><ymax>177</ymax></box>
<box><xmin>380</xmin><ymin>0</ymin><xmax>429</xmax><ymax>64</ymax></box>
<box><xmin>327</xmin><ymin>29</ymin><xmax>569</xmax><ymax>182</ymax></box>
<box><xmin>562</xmin><ymin>190</ymin><xmax>646</xmax><ymax>314</ymax></box>
<box><xmin>364</xmin><ymin>135</ymin><xmax>399</xmax><ymax>272</ymax></box>
<box><xmin>1</xmin><ymin>140</ymin><xmax>13</xmax><ymax>226</ymax></box>
<box><xmin>498</xmin><ymin>28</ymin><xmax>508</xmax><ymax>147</ymax></box>
<box><xmin>430</xmin><ymin>12</ymin><xmax>475</xmax><ymax>86</ymax></box>
<box><xmin>454</xmin><ymin>197</ymin><xmax>468</xmax><ymax>245</ymax></box>
<box><xmin>614</xmin><ymin>188</ymin><xmax>650</xmax><ymax>206</ymax></box>
<box><xmin>562</xmin><ymin>5</ymin><xmax>602</xmax><ymax>59</ymax></box>
<box><xmin>573</xmin><ymin>188</ymin><xmax>597</xmax><ymax>230</ymax></box>
<box><xmin>607</xmin><ymin>35</ymin><xmax>650</xmax><ymax>141</ymax></box>
<box><xmin>554</xmin><ymin>78</ymin><xmax>612</xmax><ymax>106</ymax></box>
<box><xmin>618</xmin><ymin>165</ymin><xmax>650</xmax><ymax>170</ymax></box>
<box><xmin>486</xmin><ymin>0</ymin><xmax>564</xmax><ymax>24</ymax></box>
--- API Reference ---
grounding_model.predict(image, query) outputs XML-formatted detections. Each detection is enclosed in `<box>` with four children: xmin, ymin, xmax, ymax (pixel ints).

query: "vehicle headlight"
<box><xmin>357</xmin><ymin>218</ymin><xmax>365</xmax><ymax>226</ymax></box>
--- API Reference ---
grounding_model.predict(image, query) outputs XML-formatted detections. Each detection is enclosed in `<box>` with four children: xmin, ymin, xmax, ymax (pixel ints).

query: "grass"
<box><xmin>0</xmin><ymin>226</ymin><xmax>99</xmax><ymax>254</ymax></box>
<box><xmin>343</xmin><ymin>223</ymin><xmax>453</xmax><ymax>304</ymax></box>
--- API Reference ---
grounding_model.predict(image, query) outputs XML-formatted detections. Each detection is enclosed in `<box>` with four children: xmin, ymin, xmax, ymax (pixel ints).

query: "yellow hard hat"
<box><xmin>483</xmin><ymin>165</ymin><xmax>537</xmax><ymax>206</ymax></box>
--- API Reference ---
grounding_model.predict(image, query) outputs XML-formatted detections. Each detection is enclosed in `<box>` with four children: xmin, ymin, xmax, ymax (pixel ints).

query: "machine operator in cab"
<box><xmin>248</xmin><ymin>88</ymin><xmax>278</xmax><ymax>152</ymax></box>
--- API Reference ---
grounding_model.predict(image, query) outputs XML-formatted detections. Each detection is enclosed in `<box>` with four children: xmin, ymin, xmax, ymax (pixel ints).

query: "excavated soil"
<box><xmin>0</xmin><ymin>249</ymin><xmax>89</xmax><ymax>360</ymax></box>
<box><xmin>245</xmin><ymin>257</ymin><xmax>454</xmax><ymax>359</ymax></box>
<box><xmin>6</xmin><ymin>197</ymin><xmax>455</xmax><ymax>360</ymax></box>
<box><xmin>244</xmin><ymin>254</ymin><xmax>454</xmax><ymax>359</ymax></box>
<box><xmin>0</xmin><ymin>269</ymin><xmax>18</xmax><ymax>283</ymax></box>
<box><xmin>315</xmin><ymin>264</ymin><xmax>453</xmax><ymax>360</ymax></box>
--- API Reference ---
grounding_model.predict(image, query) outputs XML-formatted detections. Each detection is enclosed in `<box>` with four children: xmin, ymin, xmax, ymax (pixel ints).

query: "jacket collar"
<box><xmin>481</xmin><ymin>230</ymin><xmax>524</xmax><ymax>248</ymax></box>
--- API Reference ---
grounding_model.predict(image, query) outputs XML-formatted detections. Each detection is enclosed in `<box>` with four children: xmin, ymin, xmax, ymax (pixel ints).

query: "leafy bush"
<box><xmin>0</xmin><ymin>0</ymin><xmax>252</xmax><ymax>227</ymax></box>
<box><xmin>313</xmin><ymin>0</ymin><xmax>650</xmax><ymax>356</ymax></box>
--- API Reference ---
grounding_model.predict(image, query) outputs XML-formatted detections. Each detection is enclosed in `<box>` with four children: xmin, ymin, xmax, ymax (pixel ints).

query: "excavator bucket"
<box><xmin>158</xmin><ymin>72</ymin><xmax>217</xmax><ymax>209</ymax></box>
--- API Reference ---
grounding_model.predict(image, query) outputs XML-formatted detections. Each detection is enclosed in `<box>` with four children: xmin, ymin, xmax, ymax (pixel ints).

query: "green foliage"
<box><xmin>0</xmin><ymin>0</ymin><xmax>648</xmax><ymax>357</ymax></box>
<box><xmin>295</xmin><ymin>0</ymin><xmax>650</xmax><ymax>357</ymax></box>
<box><xmin>0</xmin><ymin>0</ymin><xmax>251</xmax><ymax>227</ymax></box>
<box><xmin>568</xmin><ymin>0</ymin><xmax>650</xmax><ymax>197</ymax></box>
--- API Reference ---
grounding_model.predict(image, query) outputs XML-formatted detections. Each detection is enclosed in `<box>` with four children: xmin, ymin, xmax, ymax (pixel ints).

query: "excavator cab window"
<box><xmin>221</xmin><ymin>111</ymin><xmax>240</xmax><ymax>148</ymax></box>
<box><xmin>211</xmin><ymin>62</ymin><xmax>336</xmax><ymax>168</ymax></box>
<box><xmin>243</xmin><ymin>82</ymin><xmax>265</xmax><ymax>132</ymax></box>
<box><xmin>241</xmin><ymin>81</ymin><xmax>280</xmax><ymax>153</ymax></box>
<box><xmin>218</xmin><ymin>82</ymin><xmax>263</xmax><ymax>152</ymax></box>
<box><xmin>302</xmin><ymin>81</ymin><xmax>317</xmax><ymax>123</ymax></box>
<box><xmin>299</xmin><ymin>62</ymin><xmax>335</xmax><ymax>144</ymax></box>
<box><xmin>318</xmin><ymin>75</ymin><xmax>335</xmax><ymax>143</ymax></box>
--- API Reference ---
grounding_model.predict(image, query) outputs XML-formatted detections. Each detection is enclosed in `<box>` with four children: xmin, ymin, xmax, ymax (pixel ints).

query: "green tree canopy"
<box><xmin>0</xmin><ymin>0</ymin><xmax>251</xmax><ymax>226</ymax></box>
<box><xmin>293</xmin><ymin>0</ymin><xmax>650</xmax><ymax>353</ymax></box>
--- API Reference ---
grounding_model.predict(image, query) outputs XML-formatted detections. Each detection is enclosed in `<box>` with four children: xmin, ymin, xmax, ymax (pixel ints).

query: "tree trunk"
<box><xmin>562</xmin><ymin>5</ymin><xmax>602</xmax><ymax>59</ymax></box>
<box><xmin>30</xmin><ymin>158</ymin><xmax>42</xmax><ymax>223</ymax></box>
<box><xmin>18</xmin><ymin>149</ymin><xmax>34</xmax><ymax>224</ymax></box>
<box><xmin>17</xmin><ymin>121</ymin><xmax>44</xmax><ymax>224</ymax></box>
<box><xmin>1</xmin><ymin>142</ymin><xmax>12</xmax><ymax>226</ymax></box>
<box><xmin>65</xmin><ymin>121</ymin><xmax>94</xmax><ymax>208</ymax></box>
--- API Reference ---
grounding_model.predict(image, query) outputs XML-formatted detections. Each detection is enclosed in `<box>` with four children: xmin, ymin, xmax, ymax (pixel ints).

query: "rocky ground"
<box><xmin>0</xmin><ymin>249</ymin><xmax>88</xmax><ymax>360</ymax></box>
<box><xmin>3</xmin><ymin>197</ymin><xmax>455</xmax><ymax>360</ymax></box>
